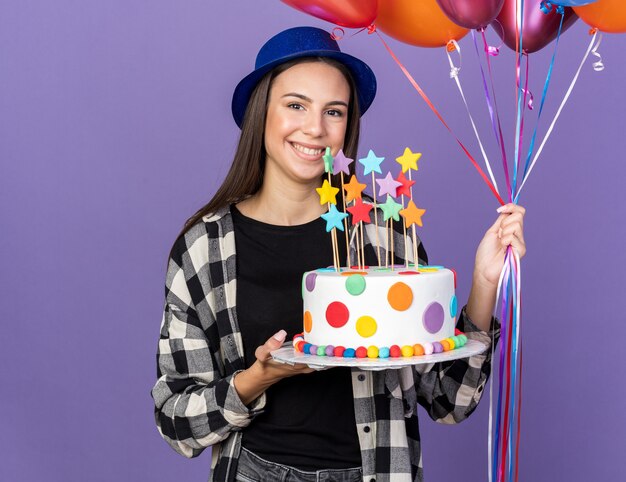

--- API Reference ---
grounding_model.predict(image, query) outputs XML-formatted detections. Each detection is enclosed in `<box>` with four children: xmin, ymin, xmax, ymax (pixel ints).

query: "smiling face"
<box><xmin>263</xmin><ymin>61</ymin><xmax>351</xmax><ymax>188</ymax></box>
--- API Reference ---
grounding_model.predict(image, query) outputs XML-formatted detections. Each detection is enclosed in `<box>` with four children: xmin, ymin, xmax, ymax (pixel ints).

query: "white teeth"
<box><xmin>293</xmin><ymin>143</ymin><xmax>323</xmax><ymax>156</ymax></box>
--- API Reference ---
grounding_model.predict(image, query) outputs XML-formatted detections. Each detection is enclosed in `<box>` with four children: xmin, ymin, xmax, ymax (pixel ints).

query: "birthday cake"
<box><xmin>294</xmin><ymin>265</ymin><xmax>468</xmax><ymax>359</ymax></box>
<box><xmin>293</xmin><ymin>147</ymin><xmax>468</xmax><ymax>358</ymax></box>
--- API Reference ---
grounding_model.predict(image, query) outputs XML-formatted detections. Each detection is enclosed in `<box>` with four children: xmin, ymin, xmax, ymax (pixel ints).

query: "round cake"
<box><xmin>295</xmin><ymin>265</ymin><xmax>467</xmax><ymax>358</ymax></box>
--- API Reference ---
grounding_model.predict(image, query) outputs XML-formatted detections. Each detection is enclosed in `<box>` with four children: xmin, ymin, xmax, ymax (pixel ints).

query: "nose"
<box><xmin>301</xmin><ymin>109</ymin><xmax>325</xmax><ymax>138</ymax></box>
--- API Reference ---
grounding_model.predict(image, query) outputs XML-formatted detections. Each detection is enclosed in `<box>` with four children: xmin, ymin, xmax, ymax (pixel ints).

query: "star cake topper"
<box><xmin>396</xmin><ymin>147</ymin><xmax>422</xmax><ymax>173</ymax></box>
<box><xmin>358</xmin><ymin>149</ymin><xmax>385</xmax><ymax>176</ymax></box>
<box><xmin>316</xmin><ymin>179</ymin><xmax>339</xmax><ymax>205</ymax></box>
<box><xmin>321</xmin><ymin>204</ymin><xmax>349</xmax><ymax>232</ymax></box>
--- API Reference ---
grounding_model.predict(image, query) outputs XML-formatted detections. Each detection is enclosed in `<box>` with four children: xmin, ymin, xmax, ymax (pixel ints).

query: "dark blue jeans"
<box><xmin>235</xmin><ymin>447</ymin><xmax>363</xmax><ymax>482</ymax></box>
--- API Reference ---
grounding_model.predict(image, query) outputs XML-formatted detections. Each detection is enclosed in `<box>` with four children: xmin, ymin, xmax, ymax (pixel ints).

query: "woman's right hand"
<box><xmin>233</xmin><ymin>330</ymin><xmax>315</xmax><ymax>405</ymax></box>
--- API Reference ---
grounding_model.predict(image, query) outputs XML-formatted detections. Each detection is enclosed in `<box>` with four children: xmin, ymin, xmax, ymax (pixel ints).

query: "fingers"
<box><xmin>494</xmin><ymin>204</ymin><xmax>527</xmax><ymax>258</ymax></box>
<box><xmin>497</xmin><ymin>203</ymin><xmax>526</xmax><ymax>216</ymax></box>
<box><xmin>255</xmin><ymin>329</ymin><xmax>287</xmax><ymax>362</ymax></box>
<box><xmin>499</xmin><ymin>232</ymin><xmax>526</xmax><ymax>258</ymax></box>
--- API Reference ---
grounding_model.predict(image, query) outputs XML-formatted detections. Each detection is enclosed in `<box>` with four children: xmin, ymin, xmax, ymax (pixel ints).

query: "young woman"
<box><xmin>152</xmin><ymin>26</ymin><xmax>526</xmax><ymax>482</ymax></box>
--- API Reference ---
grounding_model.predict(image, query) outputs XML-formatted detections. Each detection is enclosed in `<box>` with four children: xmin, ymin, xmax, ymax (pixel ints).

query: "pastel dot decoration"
<box><xmin>423</xmin><ymin>302</ymin><xmax>445</xmax><ymax>334</ymax></box>
<box><xmin>450</xmin><ymin>295</ymin><xmax>458</xmax><ymax>318</ymax></box>
<box><xmin>387</xmin><ymin>282</ymin><xmax>413</xmax><ymax>311</ymax></box>
<box><xmin>292</xmin><ymin>330</ymin><xmax>468</xmax><ymax>358</ymax></box>
<box><xmin>345</xmin><ymin>274</ymin><xmax>366</xmax><ymax>296</ymax></box>
<box><xmin>355</xmin><ymin>315</ymin><xmax>377</xmax><ymax>338</ymax></box>
<box><xmin>326</xmin><ymin>301</ymin><xmax>350</xmax><ymax>328</ymax></box>
<box><xmin>304</xmin><ymin>311</ymin><xmax>313</xmax><ymax>333</ymax></box>
<box><xmin>305</xmin><ymin>272</ymin><xmax>317</xmax><ymax>292</ymax></box>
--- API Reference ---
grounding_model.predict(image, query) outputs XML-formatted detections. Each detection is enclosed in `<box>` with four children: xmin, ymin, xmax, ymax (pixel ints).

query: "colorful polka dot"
<box><xmin>423</xmin><ymin>302</ymin><xmax>444</xmax><ymax>334</ymax></box>
<box><xmin>423</xmin><ymin>342</ymin><xmax>434</xmax><ymax>355</ymax></box>
<box><xmin>341</xmin><ymin>271</ymin><xmax>367</xmax><ymax>276</ymax></box>
<box><xmin>326</xmin><ymin>301</ymin><xmax>349</xmax><ymax>328</ymax></box>
<box><xmin>401</xmin><ymin>345</ymin><xmax>414</xmax><ymax>357</ymax></box>
<box><xmin>450</xmin><ymin>268</ymin><xmax>457</xmax><ymax>288</ymax></box>
<box><xmin>398</xmin><ymin>271</ymin><xmax>420</xmax><ymax>275</ymax></box>
<box><xmin>413</xmin><ymin>344</ymin><xmax>425</xmax><ymax>356</ymax></box>
<box><xmin>351</xmin><ymin>265</ymin><xmax>369</xmax><ymax>269</ymax></box>
<box><xmin>304</xmin><ymin>311</ymin><xmax>313</xmax><ymax>333</ymax></box>
<box><xmin>355</xmin><ymin>315</ymin><xmax>377</xmax><ymax>338</ymax></box>
<box><xmin>387</xmin><ymin>282</ymin><xmax>413</xmax><ymax>311</ymax></box>
<box><xmin>450</xmin><ymin>295</ymin><xmax>458</xmax><ymax>318</ymax></box>
<box><xmin>345</xmin><ymin>274</ymin><xmax>366</xmax><ymax>295</ymax></box>
<box><xmin>305</xmin><ymin>272</ymin><xmax>317</xmax><ymax>292</ymax></box>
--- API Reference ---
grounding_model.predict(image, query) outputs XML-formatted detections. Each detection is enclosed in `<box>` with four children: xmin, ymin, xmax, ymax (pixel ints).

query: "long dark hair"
<box><xmin>178</xmin><ymin>57</ymin><xmax>362</xmax><ymax>239</ymax></box>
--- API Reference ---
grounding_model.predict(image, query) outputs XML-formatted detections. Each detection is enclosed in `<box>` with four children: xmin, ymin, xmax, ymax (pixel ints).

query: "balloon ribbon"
<box><xmin>373</xmin><ymin>29</ymin><xmax>505</xmax><ymax>206</ymax></box>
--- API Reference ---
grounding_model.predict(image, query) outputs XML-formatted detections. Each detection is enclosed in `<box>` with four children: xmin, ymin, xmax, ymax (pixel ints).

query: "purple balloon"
<box><xmin>493</xmin><ymin>0</ymin><xmax>578</xmax><ymax>54</ymax></box>
<box><xmin>435</xmin><ymin>0</ymin><xmax>505</xmax><ymax>29</ymax></box>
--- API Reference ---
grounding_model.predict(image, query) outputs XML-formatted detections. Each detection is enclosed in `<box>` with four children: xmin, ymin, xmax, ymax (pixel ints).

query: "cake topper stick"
<box><xmin>333</xmin><ymin>150</ymin><xmax>354</xmax><ymax>268</ymax></box>
<box><xmin>402</xmin><ymin>194</ymin><xmax>408</xmax><ymax>268</ymax></box>
<box><xmin>372</xmin><ymin>172</ymin><xmax>381</xmax><ymax>267</ymax></box>
<box><xmin>358</xmin><ymin>150</ymin><xmax>385</xmax><ymax>267</ymax></box>
<box><xmin>376</xmin><ymin>172</ymin><xmax>402</xmax><ymax>270</ymax></box>
<box><xmin>380</xmin><ymin>195</ymin><xmax>403</xmax><ymax>270</ymax></box>
<box><xmin>409</xmin><ymin>170</ymin><xmax>417</xmax><ymax>266</ymax></box>
<box><xmin>385</xmin><ymin>219</ymin><xmax>389</xmax><ymax>269</ymax></box>
<box><xmin>396</xmin><ymin>148</ymin><xmax>422</xmax><ymax>266</ymax></box>
<box><xmin>323</xmin><ymin>148</ymin><xmax>341</xmax><ymax>270</ymax></box>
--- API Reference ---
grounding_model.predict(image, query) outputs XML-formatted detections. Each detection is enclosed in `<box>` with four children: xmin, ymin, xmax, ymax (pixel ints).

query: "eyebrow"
<box><xmin>282</xmin><ymin>92</ymin><xmax>348</xmax><ymax>108</ymax></box>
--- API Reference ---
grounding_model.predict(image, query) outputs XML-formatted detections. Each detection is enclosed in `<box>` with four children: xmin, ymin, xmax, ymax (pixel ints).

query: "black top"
<box><xmin>231</xmin><ymin>204</ymin><xmax>362</xmax><ymax>471</ymax></box>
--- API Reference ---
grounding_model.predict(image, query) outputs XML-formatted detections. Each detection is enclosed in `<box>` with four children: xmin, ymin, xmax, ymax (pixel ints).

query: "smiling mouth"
<box><xmin>291</xmin><ymin>143</ymin><xmax>324</xmax><ymax>156</ymax></box>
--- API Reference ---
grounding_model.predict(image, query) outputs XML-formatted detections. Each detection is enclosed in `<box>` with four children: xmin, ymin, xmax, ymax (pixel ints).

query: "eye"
<box><xmin>326</xmin><ymin>109</ymin><xmax>345</xmax><ymax>117</ymax></box>
<box><xmin>287</xmin><ymin>103</ymin><xmax>305</xmax><ymax>110</ymax></box>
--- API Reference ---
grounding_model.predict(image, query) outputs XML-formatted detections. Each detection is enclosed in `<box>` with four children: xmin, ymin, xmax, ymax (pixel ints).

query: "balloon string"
<box><xmin>489</xmin><ymin>250</ymin><xmax>511</xmax><ymax>482</ymax></box>
<box><xmin>590</xmin><ymin>29</ymin><xmax>604</xmax><ymax>71</ymax></box>
<box><xmin>374</xmin><ymin>30</ymin><xmax>505</xmax><ymax>205</ymax></box>
<box><xmin>512</xmin><ymin>54</ymin><xmax>531</xmax><ymax>196</ymax></box>
<box><xmin>510</xmin><ymin>251</ymin><xmax>521</xmax><ymax>481</ymax></box>
<box><xmin>514</xmin><ymin>30</ymin><xmax>600</xmax><ymax>202</ymax></box>
<box><xmin>480</xmin><ymin>29</ymin><xmax>512</xmax><ymax>201</ymax></box>
<box><xmin>516</xmin><ymin>11</ymin><xmax>565</xmax><ymax>199</ymax></box>
<box><xmin>493</xmin><ymin>250</ymin><xmax>511</xmax><ymax>482</ymax></box>
<box><xmin>507</xmin><ymin>250</ymin><xmax>520</xmax><ymax>482</ymax></box>
<box><xmin>512</xmin><ymin>0</ymin><xmax>525</xmax><ymax>204</ymax></box>
<box><xmin>446</xmin><ymin>39</ymin><xmax>500</xmax><ymax>196</ymax></box>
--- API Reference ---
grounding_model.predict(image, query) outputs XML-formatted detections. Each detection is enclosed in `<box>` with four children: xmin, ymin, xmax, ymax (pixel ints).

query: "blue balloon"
<box><xmin>548</xmin><ymin>0</ymin><xmax>598</xmax><ymax>7</ymax></box>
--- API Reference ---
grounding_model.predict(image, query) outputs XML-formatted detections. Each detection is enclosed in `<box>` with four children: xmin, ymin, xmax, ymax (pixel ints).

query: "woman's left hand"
<box><xmin>473</xmin><ymin>203</ymin><xmax>527</xmax><ymax>288</ymax></box>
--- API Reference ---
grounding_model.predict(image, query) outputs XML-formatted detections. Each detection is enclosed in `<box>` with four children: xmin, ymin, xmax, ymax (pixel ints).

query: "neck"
<box><xmin>237</xmin><ymin>175</ymin><xmax>327</xmax><ymax>226</ymax></box>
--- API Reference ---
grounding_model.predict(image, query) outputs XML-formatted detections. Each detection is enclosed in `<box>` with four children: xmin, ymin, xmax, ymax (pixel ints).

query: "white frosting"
<box><xmin>302</xmin><ymin>267</ymin><xmax>457</xmax><ymax>349</ymax></box>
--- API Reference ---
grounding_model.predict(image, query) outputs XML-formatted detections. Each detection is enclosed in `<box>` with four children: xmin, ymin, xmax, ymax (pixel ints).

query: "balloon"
<box><xmin>574</xmin><ymin>0</ymin><xmax>626</xmax><ymax>33</ymax></box>
<box><xmin>377</xmin><ymin>0</ymin><xmax>468</xmax><ymax>48</ymax></box>
<box><xmin>551</xmin><ymin>0</ymin><xmax>598</xmax><ymax>6</ymax></box>
<box><xmin>280</xmin><ymin>0</ymin><xmax>378</xmax><ymax>28</ymax></box>
<box><xmin>435</xmin><ymin>0</ymin><xmax>505</xmax><ymax>29</ymax></box>
<box><xmin>493</xmin><ymin>0</ymin><xmax>579</xmax><ymax>53</ymax></box>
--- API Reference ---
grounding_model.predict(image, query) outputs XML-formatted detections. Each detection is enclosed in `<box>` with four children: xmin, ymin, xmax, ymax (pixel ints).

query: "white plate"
<box><xmin>271</xmin><ymin>339</ymin><xmax>489</xmax><ymax>371</ymax></box>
